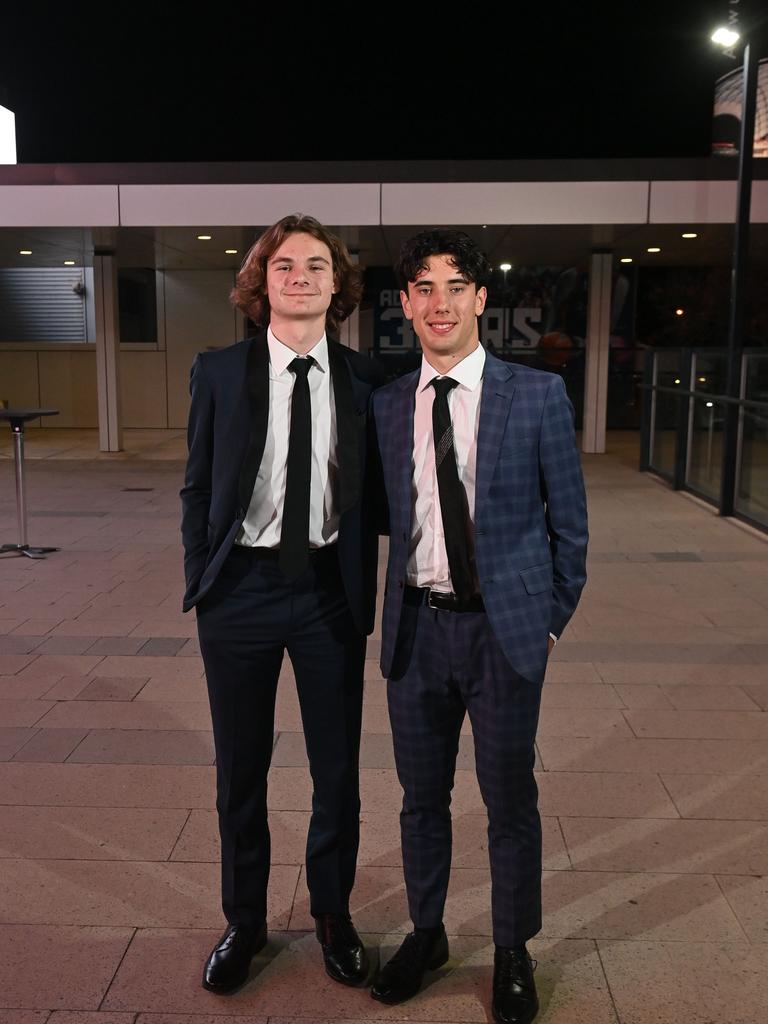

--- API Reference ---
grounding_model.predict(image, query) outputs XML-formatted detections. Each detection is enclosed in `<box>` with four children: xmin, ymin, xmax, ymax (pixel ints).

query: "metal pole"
<box><xmin>12</xmin><ymin>424</ymin><xmax>28</xmax><ymax>546</ymax></box>
<box><xmin>719</xmin><ymin>41</ymin><xmax>758</xmax><ymax>515</ymax></box>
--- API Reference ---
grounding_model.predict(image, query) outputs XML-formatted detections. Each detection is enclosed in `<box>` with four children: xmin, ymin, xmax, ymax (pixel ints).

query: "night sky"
<box><xmin>0</xmin><ymin>0</ymin><xmax>763</xmax><ymax>165</ymax></box>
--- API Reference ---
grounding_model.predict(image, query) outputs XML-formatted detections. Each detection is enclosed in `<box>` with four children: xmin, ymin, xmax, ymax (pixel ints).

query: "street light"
<box><xmin>712</xmin><ymin>22</ymin><xmax>759</xmax><ymax>516</ymax></box>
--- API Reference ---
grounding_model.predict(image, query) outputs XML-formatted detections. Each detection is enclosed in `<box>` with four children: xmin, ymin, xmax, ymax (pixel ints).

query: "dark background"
<box><xmin>1</xmin><ymin>0</ymin><xmax>764</xmax><ymax>165</ymax></box>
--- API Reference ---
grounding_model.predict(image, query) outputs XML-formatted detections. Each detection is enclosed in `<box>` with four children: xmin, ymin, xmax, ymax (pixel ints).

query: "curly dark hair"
<box><xmin>395</xmin><ymin>229</ymin><xmax>492</xmax><ymax>292</ymax></box>
<box><xmin>231</xmin><ymin>214</ymin><xmax>362</xmax><ymax>334</ymax></box>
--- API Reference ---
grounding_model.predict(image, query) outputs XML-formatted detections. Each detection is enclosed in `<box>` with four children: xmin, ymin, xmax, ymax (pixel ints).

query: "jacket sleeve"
<box><xmin>538</xmin><ymin>374</ymin><xmax>588</xmax><ymax>637</ymax></box>
<box><xmin>179</xmin><ymin>354</ymin><xmax>214</xmax><ymax>602</ymax></box>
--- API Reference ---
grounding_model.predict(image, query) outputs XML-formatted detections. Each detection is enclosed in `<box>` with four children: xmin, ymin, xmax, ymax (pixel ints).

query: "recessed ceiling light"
<box><xmin>63</xmin><ymin>260</ymin><xmax>76</xmax><ymax>266</ymax></box>
<box><xmin>19</xmin><ymin>249</ymin><xmax>32</xmax><ymax>255</ymax></box>
<box><xmin>682</xmin><ymin>232</ymin><xmax>698</xmax><ymax>239</ymax></box>
<box><xmin>499</xmin><ymin>263</ymin><xmax>512</xmax><ymax>271</ymax></box>
<box><xmin>620</xmin><ymin>257</ymin><xmax>633</xmax><ymax>264</ymax></box>
<box><xmin>699</xmin><ymin>376</ymin><xmax>707</xmax><ymax>382</ymax></box>
<box><xmin>675</xmin><ymin>308</ymin><xmax>684</xmax><ymax>316</ymax></box>
<box><xmin>674</xmin><ymin>378</ymin><xmax>681</xmax><ymax>384</ymax></box>
<box><xmin>482</xmin><ymin>224</ymin><xmax>488</xmax><ymax>229</ymax></box>
<box><xmin>197</xmin><ymin>234</ymin><xmax>212</xmax><ymax>241</ymax></box>
<box><xmin>647</xmin><ymin>247</ymin><xmax>661</xmax><ymax>253</ymax></box>
<box><xmin>225</xmin><ymin>249</ymin><xmax>238</xmax><ymax>255</ymax></box>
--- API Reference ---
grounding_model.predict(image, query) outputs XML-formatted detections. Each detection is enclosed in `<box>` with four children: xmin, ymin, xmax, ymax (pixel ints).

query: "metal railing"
<box><xmin>641</xmin><ymin>347</ymin><xmax>768</xmax><ymax>530</ymax></box>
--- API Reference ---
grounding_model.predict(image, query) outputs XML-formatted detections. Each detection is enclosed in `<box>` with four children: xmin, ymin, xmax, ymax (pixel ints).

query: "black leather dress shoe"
<box><xmin>370</xmin><ymin>926</ymin><xmax>449</xmax><ymax>1004</ymax></box>
<box><xmin>202</xmin><ymin>922</ymin><xmax>267</xmax><ymax>994</ymax></box>
<box><xmin>314</xmin><ymin>913</ymin><xmax>369</xmax><ymax>985</ymax></box>
<box><xmin>492</xmin><ymin>946</ymin><xmax>539</xmax><ymax>1024</ymax></box>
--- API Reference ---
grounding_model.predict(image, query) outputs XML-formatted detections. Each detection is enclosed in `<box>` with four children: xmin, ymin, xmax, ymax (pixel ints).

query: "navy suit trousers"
<box><xmin>196</xmin><ymin>544</ymin><xmax>366</xmax><ymax>927</ymax></box>
<box><xmin>387</xmin><ymin>602</ymin><xmax>543</xmax><ymax>947</ymax></box>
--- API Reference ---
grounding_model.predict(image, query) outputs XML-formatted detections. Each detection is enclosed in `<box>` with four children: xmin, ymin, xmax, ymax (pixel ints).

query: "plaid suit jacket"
<box><xmin>373</xmin><ymin>351</ymin><xmax>588</xmax><ymax>684</ymax></box>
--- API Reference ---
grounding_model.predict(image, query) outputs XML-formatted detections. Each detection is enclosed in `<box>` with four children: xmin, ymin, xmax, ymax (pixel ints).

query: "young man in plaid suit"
<box><xmin>370</xmin><ymin>230</ymin><xmax>588</xmax><ymax>1024</ymax></box>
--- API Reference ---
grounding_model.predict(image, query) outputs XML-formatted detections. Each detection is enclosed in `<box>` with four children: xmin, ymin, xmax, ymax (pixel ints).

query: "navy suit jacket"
<box><xmin>373</xmin><ymin>352</ymin><xmax>588</xmax><ymax>684</ymax></box>
<box><xmin>180</xmin><ymin>331</ymin><xmax>383</xmax><ymax>636</ymax></box>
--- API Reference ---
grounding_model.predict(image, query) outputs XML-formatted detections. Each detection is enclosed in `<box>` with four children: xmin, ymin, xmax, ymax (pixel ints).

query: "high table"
<box><xmin>0</xmin><ymin>408</ymin><xmax>60</xmax><ymax>559</ymax></box>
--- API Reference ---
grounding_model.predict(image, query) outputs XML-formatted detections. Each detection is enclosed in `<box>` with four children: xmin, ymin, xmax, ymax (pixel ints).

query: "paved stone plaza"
<box><xmin>1</xmin><ymin>429</ymin><xmax>767</xmax><ymax>1024</ymax></box>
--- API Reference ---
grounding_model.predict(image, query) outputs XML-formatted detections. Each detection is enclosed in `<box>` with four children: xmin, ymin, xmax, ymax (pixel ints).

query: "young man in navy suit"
<box><xmin>370</xmin><ymin>231</ymin><xmax>588</xmax><ymax>1024</ymax></box>
<box><xmin>181</xmin><ymin>214</ymin><xmax>383</xmax><ymax>995</ymax></box>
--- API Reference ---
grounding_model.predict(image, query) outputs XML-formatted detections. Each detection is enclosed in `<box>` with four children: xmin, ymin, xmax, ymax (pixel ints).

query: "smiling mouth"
<box><xmin>428</xmin><ymin>322</ymin><xmax>457</xmax><ymax>334</ymax></box>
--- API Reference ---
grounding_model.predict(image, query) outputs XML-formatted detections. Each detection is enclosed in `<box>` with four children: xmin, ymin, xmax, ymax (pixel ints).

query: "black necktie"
<box><xmin>431</xmin><ymin>377</ymin><xmax>474</xmax><ymax>602</ymax></box>
<box><xmin>280</xmin><ymin>356</ymin><xmax>313</xmax><ymax>579</ymax></box>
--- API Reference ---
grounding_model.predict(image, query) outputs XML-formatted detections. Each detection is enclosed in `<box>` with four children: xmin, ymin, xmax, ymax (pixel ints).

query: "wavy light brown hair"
<box><xmin>231</xmin><ymin>214</ymin><xmax>362</xmax><ymax>334</ymax></box>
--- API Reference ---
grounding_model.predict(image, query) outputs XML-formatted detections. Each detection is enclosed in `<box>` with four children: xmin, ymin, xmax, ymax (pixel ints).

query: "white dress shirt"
<box><xmin>407</xmin><ymin>344</ymin><xmax>485</xmax><ymax>592</ymax></box>
<box><xmin>236</xmin><ymin>327</ymin><xmax>339</xmax><ymax>548</ymax></box>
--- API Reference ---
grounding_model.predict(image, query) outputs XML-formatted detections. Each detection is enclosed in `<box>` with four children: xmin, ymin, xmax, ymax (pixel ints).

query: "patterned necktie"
<box><xmin>431</xmin><ymin>376</ymin><xmax>474</xmax><ymax>601</ymax></box>
<box><xmin>279</xmin><ymin>356</ymin><xmax>313</xmax><ymax>579</ymax></box>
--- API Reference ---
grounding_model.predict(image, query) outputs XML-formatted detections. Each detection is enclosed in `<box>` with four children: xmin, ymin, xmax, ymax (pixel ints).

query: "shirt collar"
<box><xmin>267</xmin><ymin>325</ymin><xmax>329</xmax><ymax>376</ymax></box>
<box><xmin>418</xmin><ymin>342</ymin><xmax>486</xmax><ymax>393</ymax></box>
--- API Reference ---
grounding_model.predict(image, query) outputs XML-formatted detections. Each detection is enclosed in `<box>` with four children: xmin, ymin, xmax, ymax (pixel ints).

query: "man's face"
<box><xmin>401</xmin><ymin>253</ymin><xmax>487</xmax><ymax>363</ymax></box>
<box><xmin>266</xmin><ymin>231</ymin><xmax>337</xmax><ymax>324</ymax></box>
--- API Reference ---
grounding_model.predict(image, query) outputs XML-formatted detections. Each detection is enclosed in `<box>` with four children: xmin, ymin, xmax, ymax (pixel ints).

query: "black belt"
<box><xmin>232</xmin><ymin>543</ymin><xmax>337</xmax><ymax>563</ymax></box>
<box><xmin>403</xmin><ymin>584</ymin><xmax>485</xmax><ymax>613</ymax></box>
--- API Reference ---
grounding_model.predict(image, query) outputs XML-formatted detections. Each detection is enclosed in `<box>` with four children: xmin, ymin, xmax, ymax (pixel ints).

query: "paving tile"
<box><xmin>16</xmin><ymin>656</ymin><xmax>105</xmax><ymax>683</ymax></box>
<box><xmin>0</xmin><ymin>728</ymin><xmax>38</xmax><ymax>761</ymax></box>
<box><xmin>537</xmin><ymin>737</ymin><xmax>768</xmax><ymax>774</ymax></box>
<box><xmin>84</xmin><ymin>637</ymin><xmax>147</xmax><ymax>656</ymax></box>
<box><xmin>537</xmin><ymin>772</ymin><xmax>678</xmax><ymax>818</ymax></box>
<box><xmin>12</xmin><ymin>729</ymin><xmax>89</xmax><ymax>762</ymax></box>
<box><xmin>716</xmin><ymin>875</ymin><xmax>768</xmax><ymax>942</ymax></box>
<box><xmin>0</xmin><ymin>763</ymin><xmax>215</xmax><ymax>808</ymax></box>
<box><xmin>662</xmin><ymin>684</ymin><xmax>762</xmax><ymax>710</ymax></box>
<box><xmin>133</xmin><ymin>675</ymin><xmax>208</xmax><ymax>701</ymax></box>
<box><xmin>0</xmin><ymin>924</ymin><xmax>133</xmax><ymax>1010</ymax></box>
<box><xmin>66</xmin><ymin>729</ymin><xmax>215</xmax><ymax>765</ymax></box>
<box><xmin>37</xmin><ymin>701</ymin><xmax>211</xmax><ymax>730</ymax></box>
<box><xmin>0</xmin><ymin>860</ymin><xmax>297</xmax><ymax>929</ymax></box>
<box><xmin>560</xmin><ymin>817</ymin><xmax>768</xmax><ymax>874</ymax></box>
<box><xmin>0</xmin><ymin>636</ymin><xmax>46</xmax><ymax>655</ymax></box>
<box><xmin>46</xmin><ymin>1013</ymin><xmax>135</xmax><ymax>1023</ymax></box>
<box><xmin>0</xmin><ymin>806</ymin><xmax>188</xmax><ymax>860</ymax></box>
<box><xmin>741</xmin><ymin>683</ymin><xmax>768</xmax><ymax>710</ymax></box>
<box><xmin>595</xmin><ymin>663</ymin><xmax>768</xmax><ymax>686</ymax></box>
<box><xmin>597</xmin><ymin>940</ymin><xmax>768</xmax><ymax>1024</ymax></box>
<box><xmin>625</xmin><ymin>709</ymin><xmax>768</xmax><ymax>740</ymax></box>
<box><xmin>0</xmin><ymin>1011</ymin><xmax>50</xmax><ymax>1023</ymax></box>
<box><xmin>40</xmin><ymin>675</ymin><xmax>92</xmax><ymax>699</ymax></box>
<box><xmin>95</xmin><ymin>657</ymin><xmax>204</xmax><ymax>680</ymax></box>
<box><xmin>541</xmin><ymin>870</ymin><xmax>744</xmax><ymax>941</ymax></box>
<box><xmin>0</xmin><ymin>699</ymin><xmax>55</xmax><ymax>727</ymax></box>
<box><xmin>661</xmin><ymin>773</ymin><xmax>768</xmax><ymax>821</ymax></box>
<box><xmin>540</xmin><ymin>684</ymin><xmax>624</xmax><ymax>709</ymax></box>
<box><xmin>33</xmin><ymin>637</ymin><xmax>102</xmax><ymax>655</ymax></box>
<box><xmin>137</xmin><ymin>638</ymin><xmax>187</xmax><ymax>656</ymax></box>
<box><xmin>0</xmin><ymin>674</ymin><xmax>59</xmax><ymax>700</ymax></box>
<box><xmin>104</xmin><ymin>929</ymin><xmax>616</xmax><ymax>1022</ymax></box>
<box><xmin>74</xmin><ymin>676</ymin><xmax>149</xmax><ymax>700</ymax></box>
<box><xmin>0</xmin><ymin>655</ymin><xmax>36</xmax><ymax>675</ymax></box>
<box><xmin>612</xmin><ymin>684</ymin><xmax>672</xmax><ymax>708</ymax></box>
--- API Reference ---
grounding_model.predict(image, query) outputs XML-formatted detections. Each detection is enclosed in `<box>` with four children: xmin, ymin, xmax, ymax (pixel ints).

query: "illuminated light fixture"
<box><xmin>225</xmin><ymin>249</ymin><xmax>238</xmax><ymax>255</ymax></box>
<box><xmin>63</xmin><ymin>260</ymin><xmax>75</xmax><ymax>266</ymax></box>
<box><xmin>197</xmin><ymin>234</ymin><xmax>212</xmax><ymax>241</ymax></box>
<box><xmin>19</xmin><ymin>249</ymin><xmax>32</xmax><ymax>255</ymax></box>
<box><xmin>499</xmin><ymin>263</ymin><xmax>512</xmax><ymax>271</ymax></box>
<box><xmin>620</xmin><ymin>257</ymin><xmax>633</xmax><ymax>264</ymax></box>
<box><xmin>482</xmin><ymin>224</ymin><xmax>488</xmax><ymax>229</ymax></box>
<box><xmin>647</xmin><ymin>247</ymin><xmax>661</xmax><ymax>253</ymax></box>
<box><xmin>675</xmin><ymin>308</ymin><xmax>685</xmax><ymax>316</ymax></box>
<box><xmin>682</xmin><ymin>232</ymin><xmax>698</xmax><ymax>239</ymax></box>
<box><xmin>699</xmin><ymin>376</ymin><xmax>707</xmax><ymax>382</ymax></box>
<box><xmin>712</xmin><ymin>27</ymin><xmax>740</xmax><ymax>47</ymax></box>
<box><xmin>674</xmin><ymin>378</ymin><xmax>681</xmax><ymax>385</ymax></box>
<box><xmin>706</xmin><ymin>401</ymin><xmax>714</xmax><ymax>408</ymax></box>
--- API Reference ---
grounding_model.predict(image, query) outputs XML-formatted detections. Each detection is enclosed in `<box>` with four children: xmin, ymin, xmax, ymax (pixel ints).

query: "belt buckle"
<box><xmin>425</xmin><ymin>587</ymin><xmax>439</xmax><ymax>609</ymax></box>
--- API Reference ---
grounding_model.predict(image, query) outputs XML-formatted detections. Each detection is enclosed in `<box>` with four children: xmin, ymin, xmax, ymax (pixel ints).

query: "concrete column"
<box><xmin>93</xmin><ymin>253</ymin><xmax>123</xmax><ymax>451</ymax></box>
<box><xmin>582</xmin><ymin>251</ymin><xmax>612</xmax><ymax>454</ymax></box>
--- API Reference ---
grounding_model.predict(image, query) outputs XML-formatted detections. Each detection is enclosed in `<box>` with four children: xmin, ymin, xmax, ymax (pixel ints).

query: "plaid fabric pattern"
<box><xmin>373</xmin><ymin>353</ymin><xmax>588</xmax><ymax>684</ymax></box>
<box><xmin>387</xmin><ymin>603</ymin><xmax>543</xmax><ymax>946</ymax></box>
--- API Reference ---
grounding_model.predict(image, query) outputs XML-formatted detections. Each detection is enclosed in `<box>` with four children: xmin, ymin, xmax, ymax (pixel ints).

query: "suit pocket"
<box><xmin>519</xmin><ymin>562</ymin><xmax>553</xmax><ymax>595</ymax></box>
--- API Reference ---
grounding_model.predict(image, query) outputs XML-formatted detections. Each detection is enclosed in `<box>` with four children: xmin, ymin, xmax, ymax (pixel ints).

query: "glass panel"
<box><xmin>692</xmin><ymin>352</ymin><xmax>727</xmax><ymax>395</ymax></box>
<box><xmin>744</xmin><ymin>352</ymin><xmax>768</xmax><ymax>403</ymax></box>
<box><xmin>649</xmin><ymin>388</ymin><xmax>678</xmax><ymax>478</ymax></box>
<box><xmin>735</xmin><ymin>406</ymin><xmax>768</xmax><ymax>527</ymax></box>
<box><xmin>655</xmin><ymin>349</ymin><xmax>683</xmax><ymax>388</ymax></box>
<box><xmin>686</xmin><ymin>397</ymin><xmax>724</xmax><ymax>500</ymax></box>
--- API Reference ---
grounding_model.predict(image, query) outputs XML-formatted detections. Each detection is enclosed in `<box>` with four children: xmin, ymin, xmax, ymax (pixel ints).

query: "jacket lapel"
<box><xmin>475</xmin><ymin>354</ymin><xmax>516</xmax><ymax>509</ymax></box>
<box><xmin>237</xmin><ymin>333</ymin><xmax>270</xmax><ymax>512</ymax></box>
<box><xmin>328</xmin><ymin>340</ymin><xmax>363</xmax><ymax>516</ymax></box>
<box><xmin>390</xmin><ymin>370</ymin><xmax>419</xmax><ymax>530</ymax></box>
